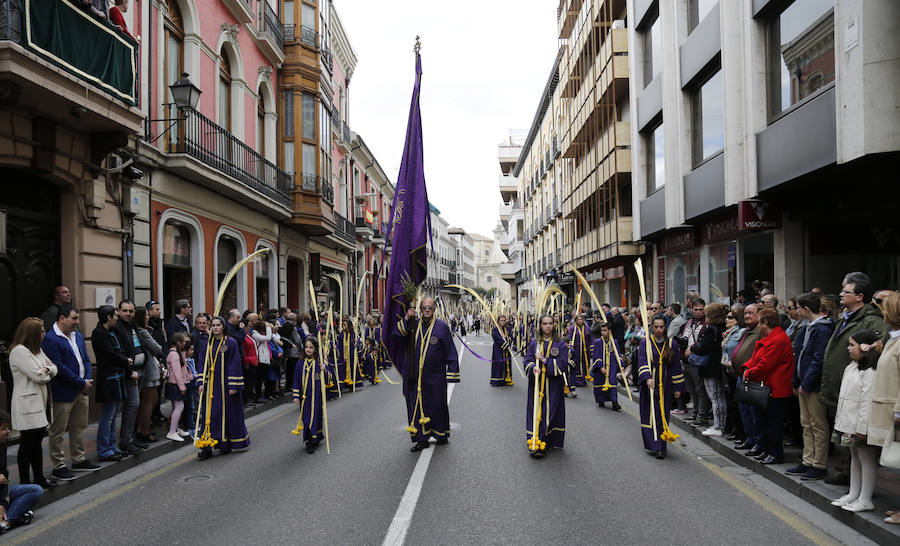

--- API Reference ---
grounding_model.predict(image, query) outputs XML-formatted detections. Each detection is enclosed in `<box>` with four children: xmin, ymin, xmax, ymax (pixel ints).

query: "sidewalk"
<box><xmin>654</xmin><ymin>391</ymin><xmax>900</xmax><ymax>545</ymax></box>
<box><xmin>5</xmin><ymin>395</ymin><xmax>293</xmax><ymax>509</ymax></box>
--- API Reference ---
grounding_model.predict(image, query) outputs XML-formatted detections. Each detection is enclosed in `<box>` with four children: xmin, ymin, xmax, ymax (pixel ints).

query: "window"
<box><xmin>257</xmin><ymin>89</ymin><xmax>265</xmax><ymax>159</ymax></box>
<box><xmin>643</xmin><ymin>15</ymin><xmax>661</xmax><ymax>87</ymax></box>
<box><xmin>646</xmin><ymin>122</ymin><xmax>665</xmax><ymax>194</ymax></box>
<box><xmin>486</xmin><ymin>275</ymin><xmax>492</xmax><ymax>284</ymax></box>
<box><xmin>218</xmin><ymin>51</ymin><xmax>231</xmax><ymax>131</ymax></box>
<box><xmin>302</xmin><ymin>143</ymin><xmax>316</xmax><ymax>176</ymax></box>
<box><xmin>688</xmin><ymin>0</ymin><xmax>717</xmax><ymax>33</ymax></box>
<box><xmin>768</xmin><ymin>0</ymin><xmax>834</xmax><ymax>116</ymax></box>
<box><xmin>691</xmin><ymin>70</ymin><xmax>724</xmax><ymax>164</ymax></box>
<box><xmin>163</xmin><ymin>0</ymin><xmax>184</xmax><ymax>151</ymax></box>
<box><xmin>302</xmin><ymin>92</ymin><xmax>315</xmax><ymax>140</ymax></box>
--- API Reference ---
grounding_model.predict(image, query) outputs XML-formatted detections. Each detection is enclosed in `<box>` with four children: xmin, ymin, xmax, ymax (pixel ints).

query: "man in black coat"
<box><xmin>165</xmin><ymin>299</ymin><xmax>193</xmax><ymax>345</ymax></box>
<box><xmin>112</xmin><ymin>301</ymin><xmax>145</xmax><ymax>454</ymax></box>
<box><xmin>92</xmin><ymin>305</ymin><xmax>133</xmax><ymax>462</ymax></box>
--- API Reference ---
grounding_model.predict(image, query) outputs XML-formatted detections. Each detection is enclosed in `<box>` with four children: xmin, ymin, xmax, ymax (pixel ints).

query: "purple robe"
<box><xmin>524</xmin><ymin>339</ymin><xmax>568</xmax><ymax>449</ymax></box>
<box><xmin>638</xmin><ymin>336</ymin><xmax>686</xmax><ymax>452</ymax></box>
<box><xmin>292</xmin><ymin>357</ymin><xmax>331</xmax><ymax>444</ymax></box>
<box><xmin>361</xmin><ymin>345</ymin><xmax>378</xmax><ymax>383</ymax></box>
<box><xmin>591</xmin><ymin>336</ymin><xmax>623</xmax><ymax>403</ymax></box>
<box><xmin>567</xmin><ymin>324</ymin><xmax>592</xmax><ymax>387</ymax></box>
<box><xmin>490</xmin><ymin>325</ymin><xmax>513</xmax><ymax>386</ymax></box>
<box><xmin>393</xmin><ymin>317</ymin><xmax>460</xmax><ymax>442</ymax></box>
<box><xmin>196</xmin><ymin>335</ymin><xmax>249</xmax><ymax>450</ymax></box>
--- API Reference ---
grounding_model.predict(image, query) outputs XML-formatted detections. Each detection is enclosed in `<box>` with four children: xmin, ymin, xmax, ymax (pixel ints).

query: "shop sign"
<box><xmin>559</xmin><ymin>272</ymin><xmax>575</xmax><ymax>285</ymax></box>
<box><xmin>738</xmin><ymin>201</ymin><xmax>780</xmax><ymax>231</ymax></box>
<box><xmin>702</xmin><ymin>215</ymin><xmax>741</xmax><ymax>244</ymax></box>
<box><xmin>659</xmin><ymin>228</ymin><xmax>697</xmax><ymax>254</ymax></box>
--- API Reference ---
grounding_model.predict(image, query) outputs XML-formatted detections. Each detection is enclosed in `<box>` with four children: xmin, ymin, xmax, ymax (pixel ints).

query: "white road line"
<box><xmin>382</xmin><ymin>382</ymin><xmax>455</xmax><ymax>546</ymax></box>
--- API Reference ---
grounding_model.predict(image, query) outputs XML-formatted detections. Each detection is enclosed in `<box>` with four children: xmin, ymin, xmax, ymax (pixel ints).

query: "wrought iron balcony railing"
<box><xmin>151</xmin><ymin>110</ymin><xmax>291</xmax><ymax>207</ymax></box>
<box><xmin>260</xmin><ymin>1</ymin><xmax>284</xmax><ymax>52</ymax></box>
<box><xmin>335</xmin><ymin>213</ymin><xmax>356</xmax><ymax>244</ymax></box>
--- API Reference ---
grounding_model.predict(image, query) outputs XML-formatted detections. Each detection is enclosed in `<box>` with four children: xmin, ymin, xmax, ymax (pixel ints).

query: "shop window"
<box><xmin>767</xmin><ymin>0</ymin><xmax>835</xmax><ymax>118</ymax></box>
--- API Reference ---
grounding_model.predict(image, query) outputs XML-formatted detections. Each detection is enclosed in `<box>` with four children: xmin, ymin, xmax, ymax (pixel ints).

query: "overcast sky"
<box><xmin>338</xmin><ymin>0</ymin><xmax>559</xmax><ymax>238</ymax></box>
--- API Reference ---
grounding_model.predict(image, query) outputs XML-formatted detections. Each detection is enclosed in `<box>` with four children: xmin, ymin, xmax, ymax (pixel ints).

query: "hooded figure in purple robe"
<box><xmin>196</xmin><ymin>316</ymin><xmax>249</xmax><ymax>459</ymax></box>
<box><xmin>525</xmin><ymin>314</ymin><xmax>568</xmax><ymax>459</ymax></box>
<box><xmin>393</xmin><ymin>297</ymin><xmax>460</xmax><ymax>452</ymax></box>
<box><xmin>638</xmin><ymin>316</ymin><xmax>686</xmax><ymax>459</ymax></box>
<box><xmin>490</xmin><ymin>317</ymin><xmax>514</xmax><ymax>387</ymax></box>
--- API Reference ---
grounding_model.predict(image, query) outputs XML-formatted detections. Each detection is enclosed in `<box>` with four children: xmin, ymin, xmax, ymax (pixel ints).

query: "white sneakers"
<box><xmin>166</xmin><ymin>432</ymin><xmax>185</xmax><ymax>442</ymax></box>
<box><xmin>176</xmin><ymin>428</ymin><xmax>191</xmax><ymax>437</ymax></box>
<box><xmin>831</xmin><ymin>494</ymin><xmax>874</xmax><ymax>512</ymax></box>
<box><xmin>701</xmin><ymin>428</ymin><xmax>723</xmax><ymax>437</ymax></box>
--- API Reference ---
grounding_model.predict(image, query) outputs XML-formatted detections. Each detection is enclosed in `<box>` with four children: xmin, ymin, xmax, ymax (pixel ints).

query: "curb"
<box><xmin>666</xmin><ymin>408</ymin><xmax>900</xmax><ymax>545</ymax></box>
<box><xmin>33</xmin><ymin>394</ymin><xmax>293</xmax><ymax>509</ymax></box>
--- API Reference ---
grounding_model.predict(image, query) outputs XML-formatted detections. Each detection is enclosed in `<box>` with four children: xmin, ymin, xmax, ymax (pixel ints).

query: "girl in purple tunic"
<box><xmin>525</xmin><ymin>315</ymin><xmax>568</xmax><ymax>459</ymax></box>
<box><xmin>292</xmin><ymin>337</ymin><xmax>331</xmax><ymax>454</ymax></box>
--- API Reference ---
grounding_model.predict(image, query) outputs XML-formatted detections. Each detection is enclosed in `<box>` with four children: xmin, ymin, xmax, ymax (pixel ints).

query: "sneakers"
<box><xmin>799</xmin><ymin>468</ymin><xmax>826</xmax><ymax>481</ymax></box>
<box><xmin>51</xmin><ymin>467</ymin><xmax>77</xmax><ymax>481</ymax></box>
<box><xmin>785</xmin><ymin>464</ymin><xmax>810</xmax><ymax>475</ymax></box>
<box><xmin>842</xmin><ymin>500</ymin><xmax>874</xmax><ymax>512</ymax></box>
<box><xmin>166</xmin><ymin>432</ymin><xmax>185</xmax><ymax>442</ymax></box>
<box><xmin>177</xmin><ymin>428</ymin><xmax>191</xmax><ymax>438</ymax></box>
<box><xmin>701</xmin><ymin>428</ymin><xmax>723</xmax><ymax>437</ymax></box>
<box><xmin>671</xmin><ymin>409</ymin><xmax>686</xmax><ymax>415</ymax></box>
<box><xmin>72</xmin><ymin>459</ymin><xmax>100</xmax><ymax>471</ymax></box>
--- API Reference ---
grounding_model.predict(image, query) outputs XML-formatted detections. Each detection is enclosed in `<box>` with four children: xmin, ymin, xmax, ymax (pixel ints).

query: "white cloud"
<box><xmin>337</xmin><ymin>0</ymin><xmax>559</xmax><ymax>236</ymax></box>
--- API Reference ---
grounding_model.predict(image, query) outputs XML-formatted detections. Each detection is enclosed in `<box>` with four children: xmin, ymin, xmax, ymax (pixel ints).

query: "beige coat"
<box><xmin>869</xmin><ymin>336</ymin><xmax>900</xmax><ymax>447</ymax></box>
<box><xmin>9</xmin><ymin>345</ymin><xmax>58</xmax><ymax>431</ymax></box>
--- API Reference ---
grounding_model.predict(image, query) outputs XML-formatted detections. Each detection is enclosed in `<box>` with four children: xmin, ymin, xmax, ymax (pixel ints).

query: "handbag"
<box><xmin>734</xmin><ymin>379</ymin><xmax>770</xmax><ymax>409</ymax></box>
<box><xmin>881</xmin><ymin>423</ymin><xmax>900</xmax><ymax>469</ymax></box>
<box><xmin>687</xmin><ymin>353</ymin><xmax>710</xmax><ymax>367</ymax></box>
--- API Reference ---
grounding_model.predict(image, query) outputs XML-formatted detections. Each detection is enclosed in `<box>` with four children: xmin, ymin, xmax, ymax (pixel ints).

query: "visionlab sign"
<box><xmin>738</xmin><ymin>200</ymin><xmax>780</xmax><ymax>231</ymax></box>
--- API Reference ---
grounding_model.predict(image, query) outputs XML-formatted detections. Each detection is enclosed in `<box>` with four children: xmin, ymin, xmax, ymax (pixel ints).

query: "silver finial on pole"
<box><xmin>414</xmin><ymin>35</ymin><xmax>421</xmax><ymax>53</ymax></box>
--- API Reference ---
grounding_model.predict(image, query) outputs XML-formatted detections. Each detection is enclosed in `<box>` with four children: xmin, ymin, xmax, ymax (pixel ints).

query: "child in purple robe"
<box><xmin>524</xmin><ymin>314</ymin><xmax>568</xmax><ymax>459</ymax></box>
<box><xmin>292</xmin><ymin>337</ymin><xmax>330</xmax><ymax>454</ymax></box>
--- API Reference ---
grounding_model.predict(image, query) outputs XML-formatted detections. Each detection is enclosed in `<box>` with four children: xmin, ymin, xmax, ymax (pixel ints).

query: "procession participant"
<box><xmin>393</xmin><ymin>297</ymin><xmax>460</xmax><ymax>452</ymax></box>
<box><xmin>337</xmin><ymin>316</ymin><xmax>364</xmax><ymax>390</ymax></box>
<box><xmin>195</xmin><ymin>316</ymin><xmax>249</xmax><ymax>459</ymax></box>
<box><xmin>524</xmin><ymin>314</ymin><xmax>568</xmax><ymax>459</ymax></box>
<box><xmin>292</xmin><ymin>338</ymin><xmax>331</xmax><ymax>454</ymax></box>
<box><xmin>361</xmin><ymin>337</ymin><xmax>381</xmax><ymax>384</ymax></box>
<box><xmin>490</xmin><ymin>315</ymin><xmax>514</xmax><ymax>387</ymax></box>
<box><xmin>566</xmin><ymin>313</ymin><xmax>593</xmax><ymax>396</ymax></box>
<box><xmin>591</xmin><ymin>322</ymin><xmax>622</xmax><ymax>411</ymax></box>
<box><xmin>638</xmin><ymin>316</ymin><xmax>686</xmax><ymax>459</ymax></box>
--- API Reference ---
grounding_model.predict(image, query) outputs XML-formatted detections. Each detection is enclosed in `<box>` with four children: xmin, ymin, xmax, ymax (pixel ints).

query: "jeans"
<box><xmin>119</xmin><ymin>378</ymin><xmax>140</xmax><ymax>448</ymax></box>
<box><xmin>97</xmin><ymin>400</ymin><xmax>122</xmax><ymax>458</ymax></box>
<box><xmin>6</xmin><ymin>484</ymin><xmax>42</xmax><ymax>521</ymax></box>
<box><xmin>180</xmin><ymin>382</ymin><xmax>196</xmax><ymax>432</ymax></box>
<box><xmin>683</xmin><ymin>362</ymin><xmax>710</xmax><ymax>419</ymax></box>
<box><xmin>764</xmin><ymin>397</ymin><xmax>787</xmax><ymax>460</ymax></box>
<box><xmin>737</xmin><ymin>378</ymin><xmax>764</xmax><ymax>445</ymax></box>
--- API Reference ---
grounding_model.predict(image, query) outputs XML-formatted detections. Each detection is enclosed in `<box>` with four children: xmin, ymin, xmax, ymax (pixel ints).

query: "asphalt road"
<box><xmin>3</xmin><ymin>332</ymin><xmax>870</xmax><ymax>545</ymax></box>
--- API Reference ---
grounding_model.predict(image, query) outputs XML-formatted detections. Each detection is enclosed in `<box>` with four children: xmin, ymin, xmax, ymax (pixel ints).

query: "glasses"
<box><xmin>874</xmin><ymin>298</ymin><xmax>884</xmax><ymax>305</ymax></box>
<box><xmin>421</xmin><ymin>305</ymin><xmax>435</xmax><ymax>310</ymax></box>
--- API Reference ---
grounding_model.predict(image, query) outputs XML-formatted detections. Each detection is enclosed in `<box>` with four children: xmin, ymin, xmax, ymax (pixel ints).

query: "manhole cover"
<box><xmin>182</xmin><ymin>474</ymin><xmax>212</xmax><ymax>483</ymax></box>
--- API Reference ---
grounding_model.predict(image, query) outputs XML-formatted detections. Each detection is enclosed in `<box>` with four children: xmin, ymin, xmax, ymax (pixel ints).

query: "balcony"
<box><xmin>552</xmin><ymin>136</ymin><xmax>559</xmax><ymax>158</ymax></box>
<box><xmin>498</xmin><ymin>174</ymin><xmax>518</xmax><ymax>199</ymax></box>
<box><xmin>321</xmin><ymin>40</ymin><xmax>333</xmax><ymax>73</ymax></box>
<box><xmin>342</xmin><ymin>121</ymin><xmax>351</xmax><ymax>144</ymax></box>
<box><xmin>289</xmin><ymin>174</ymin><xmax>336</xmax><ymax>235</ymax></box>
<box><xmin>285</xmin><ymin>24</ymin><xmax>317</xmax><ymax>47</ymax></box>
<box><xmin>222</xmin><ymin>0</ymin><xmax>254</xmax><ymax>24</ymax></box>
<box><xmin>255</xmin><ymin>1</ymin><xmax>285</xmax><ymax>64</ymax></box>
<box><xmin>0</xmin><ymin>0</ymin><xmax>142</xmax><ymax>132</ymax></box>
<box><xmin>553</xmin><ymin>196</ymin><xmax>560</xmax><ymax>217</ymax></box>
<box><xmin>354</xmin><ymin>216</ymin><xmax>375</xmax><ymax>241</ymax></box>
<box><xmin>334</xmin><ymin>213</ymin><xmax>356</xmax><ymax>246</ymax></box>
<box><xmin>149</xmin><ymin>110</ymin><xmax>292</xmax><ymax>215</ymax></box>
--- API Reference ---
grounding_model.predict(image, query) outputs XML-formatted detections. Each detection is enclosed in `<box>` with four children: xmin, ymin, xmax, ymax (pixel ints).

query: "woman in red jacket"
<box><xmin>743</xmin><ymin>308</ymin><xmax>795</xmax><ymax>464</ymax></box>
<box><xmin>109</xmin><ymin>0</ymin><xmax>139</xmax><ymax>42</ymax></box>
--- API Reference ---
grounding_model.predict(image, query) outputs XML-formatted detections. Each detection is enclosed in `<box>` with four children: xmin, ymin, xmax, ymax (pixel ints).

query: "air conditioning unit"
<box><xmin>612</xmin><ymin>19</ymin><xmax>625</xmax><ymax>29</ymax></box>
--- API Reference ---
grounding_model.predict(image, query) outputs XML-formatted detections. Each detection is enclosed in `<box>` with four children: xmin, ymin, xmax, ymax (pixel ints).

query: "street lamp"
<box><xmin>144</xmin><ymin>73</ymin><xmax>204</xmax><ymax>143</ymax></box>
<box><xmin>169</xmin><ymin>73</ymin><xmax>202</xmax><ymax>111</ymax></box>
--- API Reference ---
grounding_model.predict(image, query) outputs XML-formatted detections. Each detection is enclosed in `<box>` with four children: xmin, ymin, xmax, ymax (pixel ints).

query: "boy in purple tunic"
<box><xmin>292</xmin><ymin>337</ymin><xmax>331</xmax><ymax>454</ymax></box>
<box><xmin>393</xmin><ymin>297</ymin><xmax>460</xmax><ymax>452</ymax></box>
<box><xmin>591</xmin><ymin>322</ymin><xmax>623</xmax><ymax>410</ymax></box>
<box><xmin>525</xmin><ymin>314</ymin><xmax>568</xmax><ymax>459</ymax></box>
<box><xmin>195</xmin><ymin>316</ymin><xmax>249</xmax><ymax>459</ymax></box>
<box><xmin>490</xmin><ymin>315</ymin><xmax>513</xmax><ymax>387</ymax></box>
<box><xmin>638</xmin><ymin>316</ymin><xmax>685</xmax><ymax>459</ymax></box>
<box><xmin>566</xmin><ymin>314</ymin><xmax>593</xmax><ymax>394</ymax></box>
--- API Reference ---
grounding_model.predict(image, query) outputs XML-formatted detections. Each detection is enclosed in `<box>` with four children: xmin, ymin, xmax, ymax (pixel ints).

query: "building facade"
<box><xmin>449</xmin><ymin>228</ymin><xmax>476</xmax><ymax>290</ymax></box>
<box><xmin>628</xmin><ymin>0</ymin><xmax>899</xmax><ymax>305</ymax></box>
<box><xmin>497</xmin><ymin>131</ymin><xmax>526</xmax><ymax>307</ymax></box>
